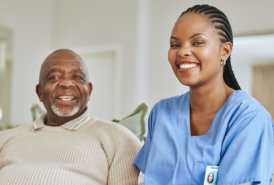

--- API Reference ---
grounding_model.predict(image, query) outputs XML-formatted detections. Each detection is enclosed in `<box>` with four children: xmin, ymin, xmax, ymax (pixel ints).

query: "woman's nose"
<box><xmin>177</xmin><ymin>45</ymin><xmax>191</xmax><ymax>57</ymax></box>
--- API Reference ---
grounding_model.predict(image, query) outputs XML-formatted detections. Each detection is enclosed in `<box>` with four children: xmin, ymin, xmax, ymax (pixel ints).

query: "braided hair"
<box><xmin>180</xmin><ymin>4</ymin><xmax>241</xmax><ymax>90</ymax></box>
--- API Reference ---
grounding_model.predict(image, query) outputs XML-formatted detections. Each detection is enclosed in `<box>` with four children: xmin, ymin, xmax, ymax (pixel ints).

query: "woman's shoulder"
<box><xmin>154</xmin><ymin>91</ymin><xmax>190</xmax><ymax>108</ymax></box>
<box><xmin>226</xmin><ymin>90</ymin><xmax>268</xmax><ymax>113</ymax></box>
<box><xmin>224</xmin><ymin>90</ymin><xmax>273</xmax><ymax>129</ymax></box>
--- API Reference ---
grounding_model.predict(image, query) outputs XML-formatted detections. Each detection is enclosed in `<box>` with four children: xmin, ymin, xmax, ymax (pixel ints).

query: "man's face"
<box><xmin>36</xmin><ymin>50</ymin><xmax>92</xmax><ymax>125</ymax></box>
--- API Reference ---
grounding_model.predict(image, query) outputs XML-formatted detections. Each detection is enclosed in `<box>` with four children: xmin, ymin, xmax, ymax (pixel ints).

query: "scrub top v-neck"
<box><xmin>134</xmin><ymin>90</ymin><xmax>274</xmax><ymax>185</ymax></box>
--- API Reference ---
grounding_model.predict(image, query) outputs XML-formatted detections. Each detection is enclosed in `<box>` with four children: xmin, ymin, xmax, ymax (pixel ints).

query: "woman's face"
<box><xmin>208</xmin><ymin>173</ymin><xmax>214</xmax><ymax>182</ymax></box>
<box><xmin>168</xmin><ymin>12</ymin><xmax>227</xmax><ymax>88</ymax></box>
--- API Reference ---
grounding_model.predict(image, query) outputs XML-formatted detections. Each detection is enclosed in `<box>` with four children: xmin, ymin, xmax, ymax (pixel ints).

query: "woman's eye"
<box><xmin>170</xmin><ymin>43</ymin><xmax>180</xmax><ymax>48</ymax></box>
<box><xmin>193</xmin><ymin>41</ymin><xmax>204</xmax><ymax>46</ymax></box>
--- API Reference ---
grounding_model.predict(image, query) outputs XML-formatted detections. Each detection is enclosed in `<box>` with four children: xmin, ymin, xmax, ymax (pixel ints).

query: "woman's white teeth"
<box><xmin>180</xmin><ymin>64</ymin><xmax>197</xmax><ymax>69</ymax></box>
<box><xmin>58</xmin><ymin>96</ymin><xmax>74</xmax><ymax>101</ymax></box>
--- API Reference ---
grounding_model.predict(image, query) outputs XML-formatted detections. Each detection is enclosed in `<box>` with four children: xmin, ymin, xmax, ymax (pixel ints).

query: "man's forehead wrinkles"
<box><xmin>43</xmin><ymin>65</ymin><xmax>86</xmax><ymax>77</ymax></box>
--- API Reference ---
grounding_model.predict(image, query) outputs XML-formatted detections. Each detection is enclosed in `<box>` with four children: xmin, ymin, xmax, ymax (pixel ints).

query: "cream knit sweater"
<box><xmin>0</xmin><ymin>112</ymin><xmax>141</xmax><ymax>185</ymax></box>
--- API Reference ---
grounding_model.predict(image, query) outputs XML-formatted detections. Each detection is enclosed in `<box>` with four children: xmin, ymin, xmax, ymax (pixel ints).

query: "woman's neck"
<box><xmin>189</xmin><ymin>83</ymin><xmax>235</xmax><ymax>113</ymax></box>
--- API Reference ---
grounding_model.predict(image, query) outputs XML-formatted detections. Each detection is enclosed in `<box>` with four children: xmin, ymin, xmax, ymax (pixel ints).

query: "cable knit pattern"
<box><xmin>0</xmin><ymin>114</ymin><xmax>141</xmax><ymax>185</ymax></box>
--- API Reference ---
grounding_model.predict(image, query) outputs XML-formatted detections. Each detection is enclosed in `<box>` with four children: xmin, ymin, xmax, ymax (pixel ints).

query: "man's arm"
<box><xmin>106</xmin><ymin>124</ymin><xmax>141</xmax><ymax>185</ymax></box>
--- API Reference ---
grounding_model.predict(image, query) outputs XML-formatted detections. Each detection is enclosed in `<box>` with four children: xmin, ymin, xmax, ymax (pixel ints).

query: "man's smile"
<box><xmin>57</xmin><ymin>96</ymin><xmax>78</xmax><ymax>101</ymax></box>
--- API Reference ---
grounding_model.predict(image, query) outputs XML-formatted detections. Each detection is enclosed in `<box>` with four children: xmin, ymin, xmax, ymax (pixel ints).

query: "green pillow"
<box><xmin>113</xmin><ymin>103</ymin><xmax>148</xmax><ymax>141</ymax></box>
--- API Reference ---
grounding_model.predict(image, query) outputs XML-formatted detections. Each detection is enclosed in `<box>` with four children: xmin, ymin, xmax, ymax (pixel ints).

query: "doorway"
<box><xmin>76</xmin><ymin>46</ymin><xmax>122</xmax><ymax>120</ymax></box>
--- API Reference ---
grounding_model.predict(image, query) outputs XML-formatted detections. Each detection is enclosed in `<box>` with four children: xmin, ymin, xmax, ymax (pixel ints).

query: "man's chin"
<box><xmin>51</xmin><ymin>104</ymin><xmax>80</xmax><ymax>117</ymax></box>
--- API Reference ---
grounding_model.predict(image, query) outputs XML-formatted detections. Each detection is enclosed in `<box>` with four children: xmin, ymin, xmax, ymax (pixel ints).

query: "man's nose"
<box><xmin>58</xmin><ymin>79</ymin><xmax>75</xmax><ymax>88</ymax></box>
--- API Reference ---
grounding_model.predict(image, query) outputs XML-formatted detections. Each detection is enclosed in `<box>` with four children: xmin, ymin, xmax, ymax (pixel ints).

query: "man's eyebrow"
<box><xmin>45</xmin><ymin>68</ymin><xmax>62</xmax><ymax>76</ymax></box>
<box><xmin>71</xmin><ymin>69</ymin><xmax>86</xmax><ymax>76</ymax></box>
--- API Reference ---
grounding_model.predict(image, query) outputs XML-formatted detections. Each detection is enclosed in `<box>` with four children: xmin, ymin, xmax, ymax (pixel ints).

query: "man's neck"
<box><xmin>45</xmin><ymin>110</ymin><xmax>86</xmax><ymax>126</ymax></box>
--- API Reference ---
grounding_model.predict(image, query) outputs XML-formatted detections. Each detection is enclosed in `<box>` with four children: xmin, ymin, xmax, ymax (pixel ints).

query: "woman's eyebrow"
<box><xmin>170</xmin><ymin>33</ymin><xmax>208</xmax><ymax>40</ymax></box>
<box><xmin>170</xmin><ymin>36</ymin><xmax>179</xmax><ymax>40</ymax></box>
<box><xmin>189</xmin><ymin>33</ymin><xmax>207</xmax><ymax>39</ymax></box>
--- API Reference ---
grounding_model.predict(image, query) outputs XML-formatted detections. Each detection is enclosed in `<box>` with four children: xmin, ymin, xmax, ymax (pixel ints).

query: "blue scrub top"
<box><xmin>134</xmin><ymin>90</ymin><xmax>274</xmax><ymax>185</ymax></box>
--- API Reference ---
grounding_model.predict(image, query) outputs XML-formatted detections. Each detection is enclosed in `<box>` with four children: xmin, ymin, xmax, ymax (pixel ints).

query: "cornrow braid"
<box><xmin>180</xmin><ymin>4</ymin><xmax>241</xmax><ymax>90</ymax></box>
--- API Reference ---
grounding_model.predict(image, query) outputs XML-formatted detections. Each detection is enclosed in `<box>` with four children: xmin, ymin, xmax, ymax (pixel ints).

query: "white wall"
<box><xmin>0</xmin><ymin>0</ymin><xmax>52</xmax><ymax>125</ymax></box>
<box><xmin>144</xmin><ymin>0</ymin><xmax>274</xmax><ymax>109</ymax></box>
<box><xmin>232</xmin><ymin>34</ymin><xmax>274</xmax><ymax>93</ymax></box>
<box><xmin>1</xmin><ymin>0</ymin><xmax>274</xmax><ymax>125</ymax></box>
<box><xmin>51</xmin><ymin>0</ymin><xmax>138</xmax><ymax>118</ymax></box>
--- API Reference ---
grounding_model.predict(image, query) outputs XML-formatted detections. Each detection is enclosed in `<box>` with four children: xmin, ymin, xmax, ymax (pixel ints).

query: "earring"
<box><xmin>220</xmin><ymin>59</ymin><xmax>226</xmax><ymax>65</ymax></box>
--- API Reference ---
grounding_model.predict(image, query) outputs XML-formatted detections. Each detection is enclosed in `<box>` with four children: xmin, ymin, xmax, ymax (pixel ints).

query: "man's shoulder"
<box><xmin>84</xmin><ymin>117</ymin><xmax>140</xmax><ymax>140</ymax></box>
<box><xmin>0</xmin><ymin>124</ymin><xmax>33</xmax><ymax>146</ymax></box>
<box><xmin>84</xmin><ymin>116</ymin><xmax>124</xmax><ymax>129</ymax></box>
<box><xmin>0</xmin><ymin>124</ymin><xmax>33</xmax><ymax>134</ymax></box>
<box><xmin>81</xmin><ymin>117</ymin><xmax>141</xmax><ymax>153</ymax></box>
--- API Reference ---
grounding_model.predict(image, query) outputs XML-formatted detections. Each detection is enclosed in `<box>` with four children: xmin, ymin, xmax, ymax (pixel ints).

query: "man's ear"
<box><xmin>36</xmin><ymin>84</ymin><xmax>43</xmax><ymax>102</ymax></box>
<box><xmin>88</xmin><ymin>82</ymin><xmax>92</xmax><ymax>97</ymax></box>
<box><xmin>222</xmin><ymin>42</ymin><xmax>233</xmax><ymax>61</ymax></box>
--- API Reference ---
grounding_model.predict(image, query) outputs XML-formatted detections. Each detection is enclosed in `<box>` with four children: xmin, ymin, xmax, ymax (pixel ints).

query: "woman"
<box><xmin>207</xmin><ymin>173</ymin><xmax>215</xmax><ymax>184</ymax></box>
<box><xmin>134</xmin><ymin>4</ymin><xmax>274</xmax><ymax>185</ymax></box>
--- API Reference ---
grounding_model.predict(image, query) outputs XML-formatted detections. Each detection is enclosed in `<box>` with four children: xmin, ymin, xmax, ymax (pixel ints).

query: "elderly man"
<box><xmin>0</xmin><ymin>49</ymin><xmax>141</xmax><ymax>184</ymax></box>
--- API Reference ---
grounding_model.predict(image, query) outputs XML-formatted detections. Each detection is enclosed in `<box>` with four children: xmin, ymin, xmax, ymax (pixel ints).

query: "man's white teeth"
<box><xmin>180</xmin><ymin>64</ymin><xmax>197</xmax><ymax>69</ymax></box>
<box><xmin>58</xmin><ymin>96</ymin><xmax>74</xmax><ymax>101</ymax></box>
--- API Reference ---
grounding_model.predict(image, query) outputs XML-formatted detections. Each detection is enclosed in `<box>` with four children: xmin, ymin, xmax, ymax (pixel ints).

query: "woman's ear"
<box><xmin>221</xmin><ymin>42</ymin><xmax>233</xmax><ymax>61</ymax></box>
<box><xmin>36</xmin><ymin>84</ymin><xmax>43</xmax><ymax>102</ymax></box>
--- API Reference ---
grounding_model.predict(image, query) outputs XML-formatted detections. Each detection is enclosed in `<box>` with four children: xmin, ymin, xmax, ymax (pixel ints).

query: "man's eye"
<box><xmin>170</xmin><ymin>43</ymin><xmax>180</xmax><ymax>48</ymax></box>
<box><xmin>73</xmin><ymin>75</ymin><xmax>84</xmax><ymax>81</ymax></box>
<box><xmin>48</xmin><ymin>76</ymin><xmax>60</xmax><ymax>80</ymax></box>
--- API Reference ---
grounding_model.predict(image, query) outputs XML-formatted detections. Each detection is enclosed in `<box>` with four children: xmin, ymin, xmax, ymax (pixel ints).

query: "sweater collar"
<box><xmin>33</xmin><ymin>109</ymin><xmax>91</xmax><ymax>130</ymax></box>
